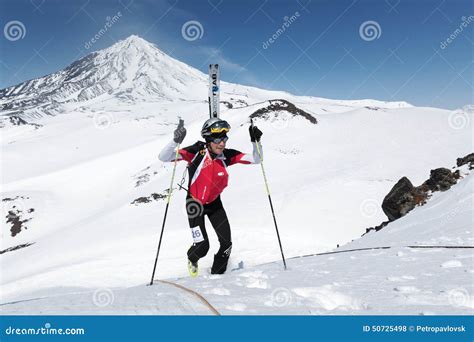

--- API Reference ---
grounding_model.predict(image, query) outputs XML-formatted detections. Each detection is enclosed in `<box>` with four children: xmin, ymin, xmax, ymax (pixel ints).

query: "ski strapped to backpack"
<box><xmin>208</xmin><ymin>64</ymin><xmax>220</xmax><ymax>118</ymax></box>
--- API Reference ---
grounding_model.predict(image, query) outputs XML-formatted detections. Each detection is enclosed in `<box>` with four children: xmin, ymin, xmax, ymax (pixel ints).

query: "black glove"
<box><xmin>173</xmin><ymin>119</ymin><xmax>186</xmax><ymax>144</ymax></box>
<box><xmin>249</xmin><ymin>125</ymin><xmax>262</xmax><ymax>142</ymax></box>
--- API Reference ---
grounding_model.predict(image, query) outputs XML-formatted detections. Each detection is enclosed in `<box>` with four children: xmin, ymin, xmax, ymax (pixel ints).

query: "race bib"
<box><xmin>191</xmin><ymin>227</ymin><xmax>205</xmax><ymax>243</ymax></box>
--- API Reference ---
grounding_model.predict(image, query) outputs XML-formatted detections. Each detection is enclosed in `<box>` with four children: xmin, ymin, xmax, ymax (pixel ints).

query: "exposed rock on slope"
<box><xmin>249</xmin><ymin>99</ymin><xmax>317</xmax><ymax>124</ymax></box>
<box><xmin>365</xmin><ymin>153</ymin><xmax>471</xmax><ymax>234</ymax></box>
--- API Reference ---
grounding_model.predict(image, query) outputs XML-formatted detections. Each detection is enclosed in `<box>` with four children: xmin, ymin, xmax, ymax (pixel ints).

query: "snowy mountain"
<box><xmin>0</xmin><ymin>35</ymin><xmax>472</xmax><ymax>315</ymax></box>
<box><xmin>0</xmin><ymin>35</ymin><xmax>409</xmax><ymax>120</ymax></box>
<box><xmin>0</xmin><ymin>35</ymin><xmax>209</xmax><ymax>118</ymax></box>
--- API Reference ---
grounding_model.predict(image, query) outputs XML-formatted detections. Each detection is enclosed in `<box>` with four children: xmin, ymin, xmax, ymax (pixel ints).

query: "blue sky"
<box><xmin>0</xmin><ymin>0</ymin><xmax>472</xmax><ymax>109</ymax></box>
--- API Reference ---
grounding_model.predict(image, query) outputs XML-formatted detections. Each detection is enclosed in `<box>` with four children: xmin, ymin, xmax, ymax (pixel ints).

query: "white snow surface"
<box><xmin>0</xmin><ymin>35</ymin><xmax>472</xmax><ymax>315</ymax></box>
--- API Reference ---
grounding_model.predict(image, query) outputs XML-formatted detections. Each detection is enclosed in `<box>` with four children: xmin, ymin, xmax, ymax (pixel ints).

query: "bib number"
<box><xmin>191</xmin><ymin>227</ymin><xmax>205</xmax><ymax>243</ymax></box>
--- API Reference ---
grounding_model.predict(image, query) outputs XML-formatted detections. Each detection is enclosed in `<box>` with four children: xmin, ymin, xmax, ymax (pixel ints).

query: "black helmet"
<box><xmin>201</xmin><ymin>118</ymin><xmax>231</xmax><ymax>139</ymax></box>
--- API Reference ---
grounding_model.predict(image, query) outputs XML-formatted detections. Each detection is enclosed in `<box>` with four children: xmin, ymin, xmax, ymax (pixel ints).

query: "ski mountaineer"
<box><xmin>158</xmin><ymin>118</ymin><xmax>263</xmax><ymax>276</ymax></box>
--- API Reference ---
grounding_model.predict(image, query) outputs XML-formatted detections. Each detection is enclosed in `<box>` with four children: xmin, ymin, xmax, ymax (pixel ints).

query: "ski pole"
<box><xmin>251</xmin><ymin>119</ymin><xmax>287</xmax><ymax>270</ymax></box>
<box><xmin>149</xmin><ymin>120</ymin><xmax>183</xmax><ymax>285</ymax></box>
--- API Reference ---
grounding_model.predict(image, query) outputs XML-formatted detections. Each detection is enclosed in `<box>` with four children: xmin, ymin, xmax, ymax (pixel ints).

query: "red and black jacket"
<box><xmin>159</xmin><ymin>140</ymin><xmax>263</xmax><ymax>204</ymax></box>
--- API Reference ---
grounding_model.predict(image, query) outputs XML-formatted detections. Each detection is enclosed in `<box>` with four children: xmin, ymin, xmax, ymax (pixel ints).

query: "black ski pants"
<box><xmin>186</xmin><ymin>196</ymin><xmax>232</xmax><ymax>274</ymax></box>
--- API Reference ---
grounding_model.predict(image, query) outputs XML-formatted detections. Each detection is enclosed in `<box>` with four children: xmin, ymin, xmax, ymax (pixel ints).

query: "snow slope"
<box><xmin>0</xmin><ymin>35</ymin><xmax>472</xmax><ymax>314</ymax></box>
<box><xmin>2</xmin><ymin>171</ymin><xmax>472</xmax><ymax>315</ymax></box>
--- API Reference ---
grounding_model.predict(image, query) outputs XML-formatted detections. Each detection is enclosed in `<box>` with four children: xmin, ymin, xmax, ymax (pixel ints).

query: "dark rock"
<box><xmin>235</xmin><ymin>99</ymin><xmax>248</xmax><ymax>107</ymax></box>
<box><xmin>0</xmin><ymin>242</ymin><xmax>34</xmax><ymax>255</ymax></box>
<box><xmin>131</xmin><ymin>193</ymin><xmax>166</xmax><ymax>205</ymax></box>
<box><xmin>363</xmin><ymin>221</ymin><xmax>389</xmax><ymax>236</ymax></box>
<box><xmin>374</xmin><ymin>221</ymin><xmax>389</xmax><ymax>231</ymax></box>
<box><xmin>457</xmin><ymin>153</ymin><xmax>474</xmax><ymax>169</ymax></box>
<box><xmin>9</xmin><ymin>116</ymin><xmax>28</xmax><ymax>126</ymax></box>
<box><xmin>249</xmin><ymin>99</ymin><xmax>317</xmax><ymax>124</ymax></box>
<box><xmin>8</xmin><ymin>116</ymin><xmax>41</xmax><ymax>129</ymax></box>
<box><xmin>131</xmin><ymin>197</ymin><xmax>151</xmax><ymax>205</ymax></box>
<box><xmin>135</xmin><ymin>174</ymin><xmax>150</xmax><ymax>187</ymax></box>
<box><xmin>364</xmin><ymin>106</ymin><xmax>381</xmax><ymax>111</ymax></box>
<box><xmin>150</xmin><ymin>193</ymin><xmax>166</xmax><ymax>200</ymax></box>
<box><xmin>2</xmin><ymin>195</ymin><xmax>27</xmax><ymax>202</ymax></box>
<box><xmin>221</xmin><ymin>101</ymin><xmax>233</xmax><ymax>109</ymax></box>
<box><xmin>363</xmin><ymin>159</ymin><xmax>464</xmax><ymax>236</ymax></box>
<box><xmin>424</xmin><ymin>168</ymin><xmax>457</xmax><ymax>192</ymax></box>
<box><xmin>6</xmin><ymin>210</ymin><xmax>31</xmax><ymax>237</ymax></box>
<box><xmin>382</xmin><ymin>177</ymin><xmax>416</xmax><ymax>221</ymax></box>
<box><xmin>3</xmin><ymin>196</ymin><xmax>34</xmax><ymax>237</ymax></box>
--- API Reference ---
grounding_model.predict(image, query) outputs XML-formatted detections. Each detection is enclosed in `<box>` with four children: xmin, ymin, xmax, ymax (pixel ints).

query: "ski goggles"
<box><xmin>210</xmin><ymin>126</ymin><xmax>230</xmax><ymax>134</ymax></box>
<box><xmin>209</xmin><ymin>135</ymin><xmax>229</xmax><ymax>144</ymax></box>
